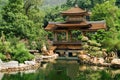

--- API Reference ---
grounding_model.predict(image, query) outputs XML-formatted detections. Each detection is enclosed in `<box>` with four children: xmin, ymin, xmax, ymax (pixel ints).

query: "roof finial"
<box><xmin>74</xmin><ymin>0</ymin><xmax>78</xmax><ymax>8</ymax></box>
<box><xmin>75</xmin><ymin>4</ymin><xmax>78</xmax><ymax>8</ymax></box>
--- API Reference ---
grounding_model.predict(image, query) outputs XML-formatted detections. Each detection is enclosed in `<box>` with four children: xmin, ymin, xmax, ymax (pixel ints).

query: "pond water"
<box><xmin>1</xmin><ymin>60</ymin><xmax>120</xmax><ymax>80</ymax></box>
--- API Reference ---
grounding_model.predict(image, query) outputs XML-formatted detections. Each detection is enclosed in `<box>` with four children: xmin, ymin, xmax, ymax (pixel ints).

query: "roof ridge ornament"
<box><xmin>75</xmin><ymin>4</ymin><xmax>79</xmax><ymax>8</ymax></box>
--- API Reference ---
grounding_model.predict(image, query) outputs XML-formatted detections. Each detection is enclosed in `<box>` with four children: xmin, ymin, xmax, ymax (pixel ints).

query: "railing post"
<box><xmin>65</xmin><ymin>51</ymin><xmax>69</xmax><ymax>58</ymax></box>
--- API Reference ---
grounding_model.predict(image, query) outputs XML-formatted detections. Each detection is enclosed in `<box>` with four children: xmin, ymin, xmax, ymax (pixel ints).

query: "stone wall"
<box><xmin>0</xmin><ymin>59</ymin><xmax>40</xmax><ymax>72</ymax></box>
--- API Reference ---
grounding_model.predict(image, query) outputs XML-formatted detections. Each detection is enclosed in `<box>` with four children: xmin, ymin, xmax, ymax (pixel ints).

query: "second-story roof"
<box><xmin>61</xmin><ymin>5</ymin><xmax>89</xmax><ymax>16</ymax></box>
<box><xmin>45</xmin><ymin>20</ymin><xmax>106</xmax><ymax>31</ymax></box>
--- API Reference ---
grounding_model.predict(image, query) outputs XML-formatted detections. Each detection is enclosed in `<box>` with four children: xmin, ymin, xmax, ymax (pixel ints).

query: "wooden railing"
<box><xmin>53</xmin><ymin>41</ymin><xmax>82</xmax><ymax>45</ymax></box>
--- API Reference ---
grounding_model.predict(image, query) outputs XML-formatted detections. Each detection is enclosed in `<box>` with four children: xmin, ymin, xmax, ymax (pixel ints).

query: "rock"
<box><xmin>111</xmin><ymin>59</ymin><xmax>120</xmax><ymax>64</ymax></box>
<box><xmin>78</xmin><ymin>54</ymin><xmax>90</xmax><ymax>62</ymax></box>
<box><xmin>97</xmin><ymin>43</ymin><xmax>101</xmax><ymax>47</ymax></box>
<box><xmin>88</xmin><ymin>40</ymin><xmax>101</xmax><ymax>47</ymax></box>
<box><xmin>102</xmin><ymin>49</ymin><xmax>107</xmax><ymax>51</ymax></box>
<box><xmin>1</xmin><ymin>61</ymin><xmax>19</xmax><ymax>68</ymax></box>
<box><xmin>19</xmin><ymin>63</ymin><xmax>27</xmax><ymax>67</ymax></box>
<box><xmin>24</xmin><ymin>70</ymin><xmax>36</xmax><ymax>74</ymax></box>
<box><xmin>82</xmin><ymin>44</ymin><xmax>89</xmax><ymax>49</ymax></box>
<box><xmin>7</xmin><ymin>61</ymin><xmax>19</xmax><ymax>68</ymax></box>
<box><xmin>91</xmin><ymin>66</ymin><xmax>98</xmax><ymax>71</ymax></box>
<box><xmin>24</xmin><ymin>61</ymin><xmax>36</xmax><ymax>65</ymax></box>
<box><xmin>91</xmin><ymin>57</ymin><xmax>98</xmax><ymax>64</ymax></box>
<box><xmin>79</xmin><ymin>51</ymin><xmax>86</xmax><ymax>55</ymax></box>
<box><xmin>90</xmin><ymin>57</ymin><xmax>104</xmax><ymax>64</ymax></box>
<box><xmin>79</xmin><ymin>65</ymin><xmax>87</xmax><ymax>71</ymax></box>
<box><xmin>0</xmin><ymin>66</ymin><xmax>1</xmax><ymax>71</ymax></box>
<box><xmin>81</xmin><ymin>36</ymin><xmax>89</xmax><ymax>42</ymax></box>
<box><xmin>92</xmin><ymin>47</ymin><xmax>100</xmax><ymax>51</ymax></box>
<box><xmin>0</xmin><ymin>59</ymin><xmax>2</xmax><ymax>63</ymax></box>
<box><xmin>98</xmin><ymin>58</ymin><xmax>104</xmax><ymax>64</ymax></box>
<box><xmin>0</xmin><ymin>59</ymin><xmax>3</xmax><ymax>65</ymax></box>
<box><xmin>0</xmin><ymin>60</ymin><xmax>40</xmax><ymax>72</ymax></box>
<box><xmin>0</xmin><ymin>73</ymin><xmax>4</xmax><ymax>80</ymax></box>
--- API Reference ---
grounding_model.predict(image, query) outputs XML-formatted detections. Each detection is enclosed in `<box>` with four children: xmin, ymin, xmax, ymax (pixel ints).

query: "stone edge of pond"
<box><xmin>79</xmin><ymin>61</ymin><xmax>120</xmax><ymax>69</ymax></box>
<box><xmin>0</xmin><ymin>63</ymin><xmax>40</xmax><ymax>73</ymax></box>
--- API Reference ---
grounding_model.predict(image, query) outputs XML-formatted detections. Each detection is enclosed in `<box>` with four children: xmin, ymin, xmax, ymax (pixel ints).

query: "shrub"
<box><xmin>88</xmin><ymin>40</ymin><xmax>101</xmax><ymax>47</ymax></box>
<box><xmin>12</xmin><ymin>42</ymin><xmax>34</xmax><ymax>63</ymax></box>
<box><xmin>0</xmin><ymin>34</ymin><xmax>35</xmax><ymax>62</ymax></box>
<box><xmin>0</xmin><ymin>53</ymin><xmax>6</xmax><ymax>60</ymax></box>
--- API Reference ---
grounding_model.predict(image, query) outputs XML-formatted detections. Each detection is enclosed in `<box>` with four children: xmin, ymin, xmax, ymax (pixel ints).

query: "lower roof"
<box><xmin>45</xmin><ymin>20</ymin><xmax>106</xmax><ymax>31</ymax></box>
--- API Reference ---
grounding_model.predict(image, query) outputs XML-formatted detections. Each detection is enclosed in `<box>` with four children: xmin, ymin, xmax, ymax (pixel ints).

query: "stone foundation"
<box><xmin>0</xmin><ymin>63</ymin><xmax>40</xmax><ymax>72</ymax></box>
<box><xmin>78</xmin><ymin>55</ymin><xmax>120</xmax><ymax>68</ymax></box>
<box><xmin>0</xmin><ymin>60</ymin><xmax>40</xmax><ymax>72</ymax></box>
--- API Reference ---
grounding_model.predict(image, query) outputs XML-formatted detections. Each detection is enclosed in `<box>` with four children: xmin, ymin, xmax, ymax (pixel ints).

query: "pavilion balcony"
<box><xmin>53</xmin><ymin>41</ymin><xmax>82</xmax><ymax>45</ymax></box>
<box><xmin>53</xmin><ymin>41</ymin><xmax>82</xmax><ymax>50</ymax></box>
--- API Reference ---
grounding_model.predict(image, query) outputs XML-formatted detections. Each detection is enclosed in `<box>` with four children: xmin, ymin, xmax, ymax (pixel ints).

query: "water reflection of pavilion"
<box><xmin>45</xmin><ymin>5</ymin><xmax>106</xmax><ymax>57</ymax></box>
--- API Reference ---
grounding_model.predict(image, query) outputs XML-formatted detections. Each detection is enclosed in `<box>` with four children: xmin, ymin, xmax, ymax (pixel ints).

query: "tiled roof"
<box><xmin>61</xmin><ymin>6</ymin><xmax>89</xmax><ymax>16</ymax></box>
<box><xmin>45</xmin><ymin>20</ymin><xmax>106</xmax><ymax>31</ymax></box>
<box><xmin>81</xmin><ymin>21</ymin><xmax>106</xmax><ymax>31</ymax></box>
<box><xmin>56</xmin><ymin>22</ymin><xmax>89</xmax><ymax>27</ymax></box>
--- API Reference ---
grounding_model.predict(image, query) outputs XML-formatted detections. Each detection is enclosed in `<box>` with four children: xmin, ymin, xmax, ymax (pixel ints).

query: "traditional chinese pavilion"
<box><xmin>45</xmin><ymin>5</ymin><xmax>106</xmax><ymax>57</ymax></box>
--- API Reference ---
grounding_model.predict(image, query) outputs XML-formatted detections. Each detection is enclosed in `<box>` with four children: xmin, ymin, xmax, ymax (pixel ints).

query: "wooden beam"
<box><xmin>81</xmin><ymin>31</ymin><xmax>86</xmax><ymax>36</ymax></box>
<box><xmin>66</xmin><ymin>30</ymin><xmax>69</xmax><ymax>41</ymax></box>
<box><xmin>69</xmin><ymin>30</ymin><xmax>72</xmax><ymax>42</ymax></box>
<box><xmin>54</xmin><ymin>32</ymin><xmax>57</xmax><ymax>41</ymax></box>
<box><xmin>54</xmin><ymin>30</ymin><xmax>67</xmax><ymax>32</ymax></box>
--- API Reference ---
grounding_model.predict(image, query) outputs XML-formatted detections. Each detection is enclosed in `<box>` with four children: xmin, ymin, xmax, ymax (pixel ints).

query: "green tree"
<box><xmin>0</xmin><ymin>0</ymin><xmax>8</xmax><ymax>22</ymax></box>
<box><xmin>25</xmin><ymin>1</ymin><xmax>48</xmax><ymax>50</ymax></box>
<box><xmin>12</xmin><ymin>42</ymin><xmax>34</xmax><ymax>63</ymax></box>
<box><xmin>90</xmin><ymin>0</ymin><xmax>120</xmax><ymax>53</ymax></box>
<box><xmin>63</xmin><ymin>0</ymin><xmax>107</xmax><ymax>9</ymax></box>
<box><xmin>91</xmin><ymin>0</ymin><xmax>120</xmax><ymax>29</ymax></box>
<box><xmin>116</xmin><ymin>0</ymin><xmax>120</xmax><ymax>8</ymax></box>
<box><xmin>42</xmin><ymin>5</ymin><xmax>67</xmax><ymax>41</ymax></box>
<box><xmin>0</xmin><ymin>0</ymin><xmax>47</xmax><ymax>50</ymax></box>
<box><xmin>1</xmin><ymin>0</ymin><xmax>34</xmax><ymax>38</ymax></box>
<box><xmin>24</xmin><ymin>0</ymin><xmax>43</xmax><ymax>15</ymax></box>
